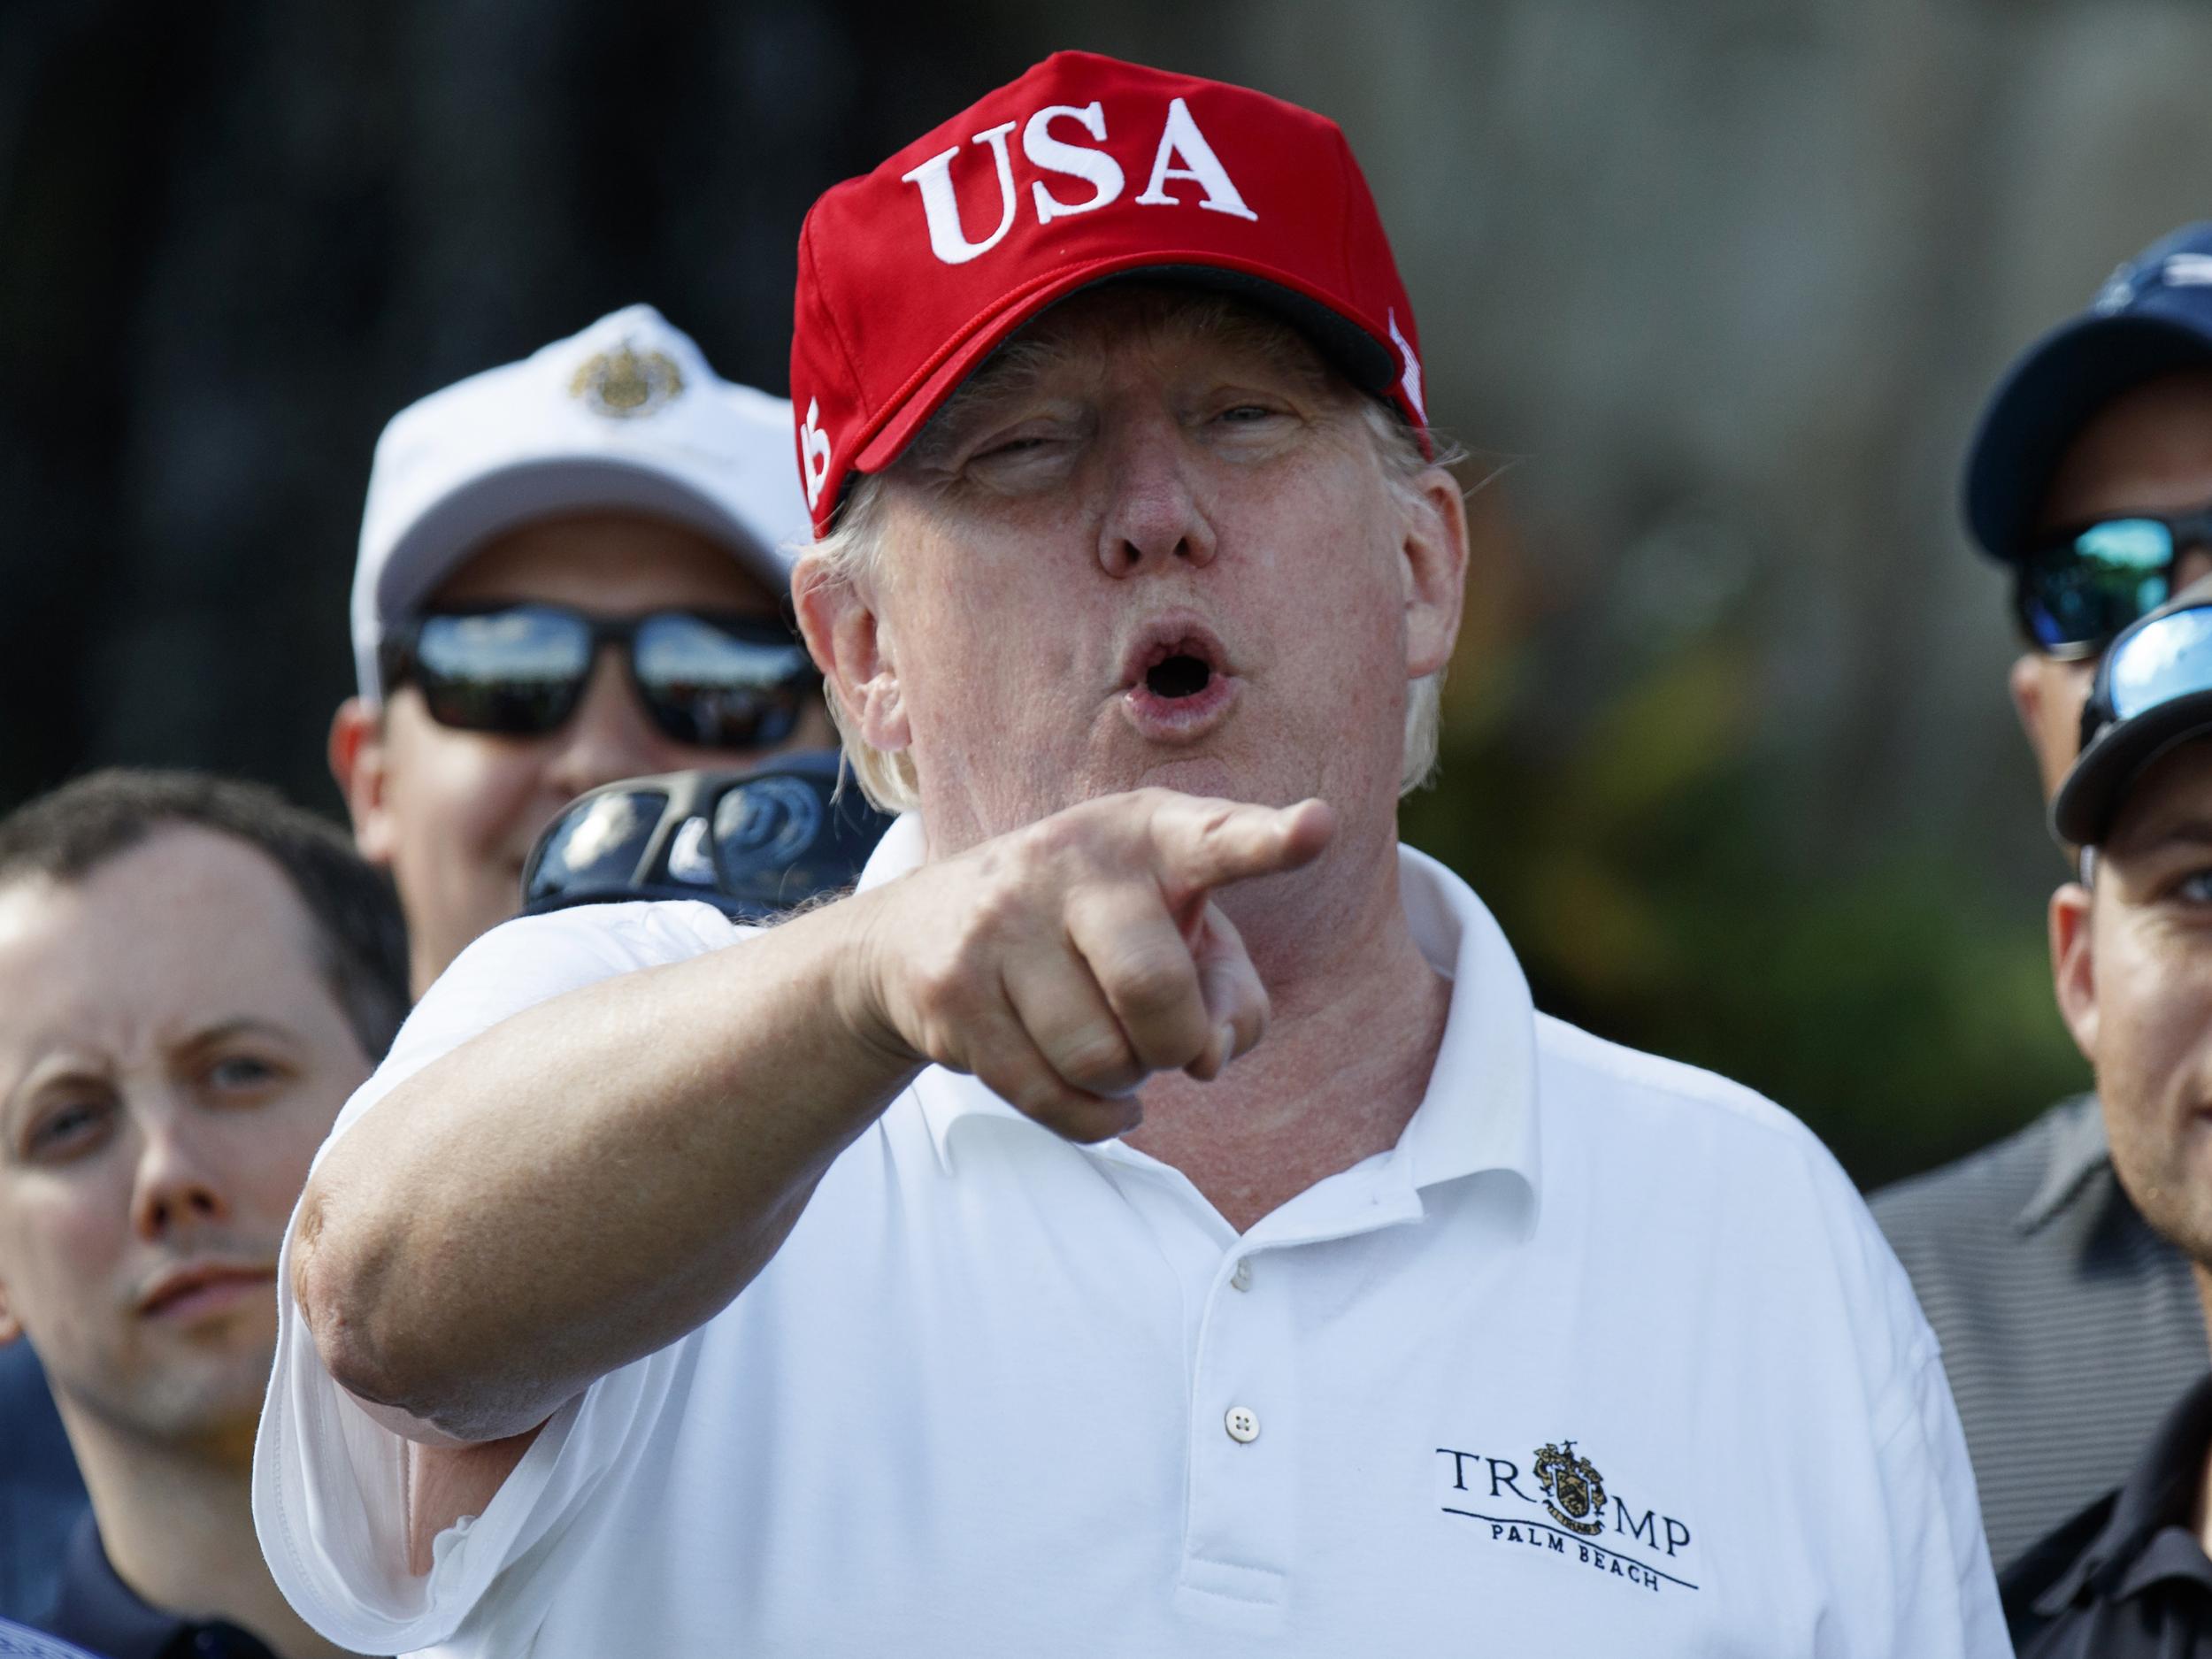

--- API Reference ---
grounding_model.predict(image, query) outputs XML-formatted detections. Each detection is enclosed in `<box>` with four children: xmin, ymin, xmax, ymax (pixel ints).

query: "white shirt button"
<box><xmin>1230</xmin><ymin>1258</ymin><xmax>1252</xmax><ymax>1292</ymax></box>
<box><xmin>1224</xmin><ymin>1405</ymin><xmax>1260</xmax><ymax>1444</ymax></box>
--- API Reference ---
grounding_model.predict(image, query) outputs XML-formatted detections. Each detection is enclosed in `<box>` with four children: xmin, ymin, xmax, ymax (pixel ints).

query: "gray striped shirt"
<box><xmin>1871</xmin><ymin>1094</ymin><xmax>2208</xmax><ymax>1571</ymax></box>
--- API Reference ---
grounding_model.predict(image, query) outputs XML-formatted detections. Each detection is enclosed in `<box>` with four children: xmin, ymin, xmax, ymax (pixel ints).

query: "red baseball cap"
<box><xmin>790</xmin><ymin>50</ymin><xmax>1429</xmax><ymax>534</ymax></box>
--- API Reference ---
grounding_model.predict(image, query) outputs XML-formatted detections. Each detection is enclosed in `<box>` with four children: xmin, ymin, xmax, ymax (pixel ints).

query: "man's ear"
<box><xmin>2051</xmin><ymin>879</ymin><xmax>2099</xmax><ymax>1062</ymax></box>
<box><xmin>2010</xmin><ymin>652</ymin><xmax>2096</xmax><ymax>804</ymax></box>
<box><xmin>1402</xmin><ymin>465</ymin><xmax>1470</xmax><ymax>680</ymax></box>
<box><xmin>793</xmin><ymin>556</ymin><xmax>910</xmax><ymax>754</ymax></box>
<box><xmin>329</xmin><ymin>698</ymin><xmax>399</xmax><ymax>866</ymax></box>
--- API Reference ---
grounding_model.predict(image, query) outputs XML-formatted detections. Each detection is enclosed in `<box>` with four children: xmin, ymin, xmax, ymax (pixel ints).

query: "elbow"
<box><xmin>293</xmin><ymin>1178</ymin><xmax>416</xmax><ymax>1411</ymax></box>
<box><xmin>292</xmin><ymin>1178</ymin><xmax>549</xmax><ymax>1444</ymax></box>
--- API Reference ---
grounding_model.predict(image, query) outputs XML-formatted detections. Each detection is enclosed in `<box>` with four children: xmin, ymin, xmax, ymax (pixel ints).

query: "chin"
<box><xmin>1127</xmin><ymin>754</ymin><xmax>1249</xmax><ymax>802</ymax></box>
<box><xmin>132</xmin><ymin>1366</ymin><xmax>277</xmax><ymax>1448</ymax></box>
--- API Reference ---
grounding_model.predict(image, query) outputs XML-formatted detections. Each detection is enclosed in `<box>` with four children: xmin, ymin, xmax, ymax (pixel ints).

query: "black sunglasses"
<box><xmin>380</xmin><ymin>603</ymin><xmax>821</xmax><ymax>749</ymax></box>
<box><xmin>2014</xmin><ymin>506</ymin><xmax>2212</xmax><ymax>659</ymax></box>
<box><xmin>520</xmin><ymin>751</ymin><xmax>892</xmax><ymax>920</ymax></box>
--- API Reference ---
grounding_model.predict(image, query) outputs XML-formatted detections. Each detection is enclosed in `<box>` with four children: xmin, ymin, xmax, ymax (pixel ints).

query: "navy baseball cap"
<box><xmin>1966</xmin><ymin>221</ymin><xmax>2212</xmax><ymax>562</ymax></box>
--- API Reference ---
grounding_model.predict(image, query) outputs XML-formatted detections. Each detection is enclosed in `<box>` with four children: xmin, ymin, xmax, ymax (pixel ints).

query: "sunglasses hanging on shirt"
<box><xmin>380</xmin><ymin>603</ymin><xmax>822</xmax><ymax>749</ymax></box>
<box><xmin>521</xmin><ymin>750</ymin><xmax>893</xmax><ymax>921</ymax></box>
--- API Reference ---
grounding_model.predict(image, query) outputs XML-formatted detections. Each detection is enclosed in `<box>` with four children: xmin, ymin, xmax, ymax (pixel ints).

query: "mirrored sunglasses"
<box><xmin>380</xmin><ymin>603</ymin><xmax>821</xmax><ymax>749</ymax></box>
<box><xmin>520</xmin><ymin>751</ymin><xmax>893</xmax><ymax>921</ymax></box>
<box><xmin>2013</xmin><ymin>509</ymin><xmax>2212</xmax><ymax>658</ymax></box>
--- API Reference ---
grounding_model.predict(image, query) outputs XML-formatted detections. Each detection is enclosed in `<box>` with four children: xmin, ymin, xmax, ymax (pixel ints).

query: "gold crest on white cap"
<box><xmin>569</xmin><ymin>343</ymin><xmax>686</xmax><ymax>419</ymax></box>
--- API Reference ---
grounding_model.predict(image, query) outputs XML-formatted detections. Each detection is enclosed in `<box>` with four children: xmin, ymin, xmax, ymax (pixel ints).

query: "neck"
<box><xmin>1126</xmin><ymin>825</ymin><xmax>1450</xmax><ymax>1231</ymax></box>
<box><xmin>57</xmin><ymin>1394</ymin><xmax>360</xmax><ymax>1659</ymax></box>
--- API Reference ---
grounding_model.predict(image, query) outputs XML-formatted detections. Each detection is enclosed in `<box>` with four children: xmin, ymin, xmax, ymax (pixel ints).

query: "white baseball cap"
<box><xmin>350</xmin><ymin>303</ymin><xmax>808</xmax><ymax>702</ymax></box>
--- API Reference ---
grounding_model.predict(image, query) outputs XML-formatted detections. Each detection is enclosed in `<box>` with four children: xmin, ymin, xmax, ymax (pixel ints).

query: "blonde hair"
<box><xmin>803</xmin><ymin>331</ymin><xmax>1461</xmax><ymax>813</ymax></box>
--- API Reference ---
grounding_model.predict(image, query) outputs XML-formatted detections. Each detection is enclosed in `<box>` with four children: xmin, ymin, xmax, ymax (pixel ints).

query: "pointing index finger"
<box><xmin>1146</xmin><ymin>795</ymin><xmax>1335</xmax><ymax>910</ymax></box>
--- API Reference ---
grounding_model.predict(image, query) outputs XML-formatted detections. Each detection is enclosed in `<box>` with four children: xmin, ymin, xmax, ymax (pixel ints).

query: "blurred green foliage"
<box><xmin>1402</xmin><ymin>637</ymin><xmax>2091</xmax><ymax>1194</ymax></box>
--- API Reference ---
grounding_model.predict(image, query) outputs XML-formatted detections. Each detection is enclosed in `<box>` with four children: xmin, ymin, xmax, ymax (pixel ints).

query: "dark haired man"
<box><xmin>0</xmin><ymin>770</ymin><xmax>403</xmax><ymax>1657</ymax></box>
<box><xmin>1874</xmin><ymin>222</ymin><xmax>2212</xmax><ymax>1570</ymax></box>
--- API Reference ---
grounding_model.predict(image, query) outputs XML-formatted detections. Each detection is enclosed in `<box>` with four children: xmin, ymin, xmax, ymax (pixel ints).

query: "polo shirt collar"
<box><xmin>857</xmin><ymin>817</ymin><xmax>1540</xmax><ymax>1212</ymax></box>
<box><xmin>44</xmin><ymin>1510</ymin><xmax>193</xmax><ymax>1659</ymax></box>
<box><xmin>2016</xmin><ymin>1093</ymin><xmax>2112</xmax><ymax>1234</ymax></box>
<box><xmin>1391</xmin><ymin>844</ymin><xmax>1540</xmax><ymax>1198</ymax></box>
<box><xmin>2034</xmin><ymin>1370</ymin><xmax>2212</xmax><ymax>1616</ymax></box>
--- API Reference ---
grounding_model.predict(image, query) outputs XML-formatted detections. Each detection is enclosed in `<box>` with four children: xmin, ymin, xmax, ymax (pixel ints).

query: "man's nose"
<box><xmin>131</xmin><ymin>1110</ymin><xmax>230</xmax><ymax>1241</ymax></box>
<box><xmin>1095</xmin><ymin>419</ymin><xmax>1218</xmax><ymax>578</ymax></box>
<box><xmin>544</xmin><ymin>648</ymin><xmax>672</xmax><ymax>800</ymax></box>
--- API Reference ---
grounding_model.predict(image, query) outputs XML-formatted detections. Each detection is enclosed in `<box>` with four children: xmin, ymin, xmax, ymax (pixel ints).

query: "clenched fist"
<box><xmin>847</xmin><ymin>789</ymin><xmax>1336</xmax><ymax>1142</ymax></box>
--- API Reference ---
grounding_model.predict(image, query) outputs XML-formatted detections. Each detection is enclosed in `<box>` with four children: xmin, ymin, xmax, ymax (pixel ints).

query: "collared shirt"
<box><xmin>38</xmin><ymin>1512</ymin><xmax>273</xmax><ymax>1659</ymax></box>
<box><xmin>2003</xmin><ymin>1370</ymin><xmax>2212</xmax><ymax>1655</ymax></box>
<box><xmin>1872</xmin><ymin>1095</ymin><xmax>2209</xmax><ymax>1569</ymax></box>
<box><xmin>0</xmin><ymin>1347</ymin><xmax>88</xmax><ymax>1624</ymax></box>
<box><xmin>255</xmin><ymin>820</ymin><xmax>2006</xmax><ymax>1657</ymax></box>
<box><xmin>0</xmin><ymin>1613</ymin><xmax>103</xmax><ymax>1659</ymax></box>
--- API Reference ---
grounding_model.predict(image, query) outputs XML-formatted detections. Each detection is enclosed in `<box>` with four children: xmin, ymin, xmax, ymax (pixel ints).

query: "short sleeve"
<box><xmin>1832</xmin><ymin>1171</ymin><xmax>2010</xmax><ymax>1659</ymax></box>
<box><xmin>1867</xmin><ymin>1343</ymin><xmax>2011</xmax><ymax>1658</ymax></box>
<box><xmin>1779</xmin><ymin>1118</ymin><xmax>2010</xmax><ymax>1657</ymax></box>
<box><xmin>251</xmin><ymin>900</ymin><xmax>742</xmax><ymax>1655</ymax></box>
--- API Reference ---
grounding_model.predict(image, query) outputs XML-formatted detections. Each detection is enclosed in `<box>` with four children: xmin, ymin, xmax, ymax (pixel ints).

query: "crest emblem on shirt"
<box><xmin>570</xmin><ymin>343</ymin><xmax>685</xmax><ymax>418</ymax></box>
<box><xmin>1533</xmin><ymin>1440</ymin><xmax>1607</xmax><ymax>1537</ymax></box>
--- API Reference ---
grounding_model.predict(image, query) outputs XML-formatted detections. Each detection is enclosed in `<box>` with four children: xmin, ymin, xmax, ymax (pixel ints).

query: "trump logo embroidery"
<box><xmin>1533</xmin><ymin>1440</ymin><xmax>1606</xmax><ymax>1537</ymax></box>
<box><xmin>1436</xmin><ymin>1440</ymin><xmax>1701</xmax><ymax>1597</ymax></box>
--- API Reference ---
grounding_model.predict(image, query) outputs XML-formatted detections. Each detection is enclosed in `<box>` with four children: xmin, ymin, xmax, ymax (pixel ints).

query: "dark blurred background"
<box><xmin>6</xmin><ymin>0</ymin><xmax>2203</xmax><ymax>1188</ymax></box>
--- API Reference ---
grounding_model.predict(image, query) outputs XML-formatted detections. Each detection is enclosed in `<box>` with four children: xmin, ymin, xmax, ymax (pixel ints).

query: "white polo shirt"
<box><xmin>255</xmin><ymin>818</ymin><xmax>2006</xmax><ymax>1656</ymax></box>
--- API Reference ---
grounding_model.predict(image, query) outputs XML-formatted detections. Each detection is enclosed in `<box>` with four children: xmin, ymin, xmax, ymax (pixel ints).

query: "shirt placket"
<box><xmin>1179</xmin><ymin>1236</ymin><xmax>1300</xmax><ymax>1614</ymax></box>
<box><xmin>1115</xmin><ymin>1152</ymin><xmax>1425</xmax><ymax>1625</ymax></box>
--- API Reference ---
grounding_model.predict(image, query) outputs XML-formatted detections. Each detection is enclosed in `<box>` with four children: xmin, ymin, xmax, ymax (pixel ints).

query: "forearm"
<box><xmin>293</xmin><ymin>897</ymin><xmax>917</xmax><ymax>1442</ymax></box>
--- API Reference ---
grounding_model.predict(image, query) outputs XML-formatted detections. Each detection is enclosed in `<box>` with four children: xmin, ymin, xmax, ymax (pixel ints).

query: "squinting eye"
<box><xmin>207</xmin><ymin>1056</ymin><xmax>280</xmax><ymax>1091</ymax></box>
<box><xmin>973</xmin><ymin>426</ymin><xmax>1079</xmax><ymax>465</ymax></box>
<box><xmin>27</xmin><ymin>1100</ymin><xmax>109</xmax><ymax>1160</ymax></box>
<box><xmin>2176</xmin><ymin>872</ymin><xmax>2212</xmax><ymax>904</ymax></box>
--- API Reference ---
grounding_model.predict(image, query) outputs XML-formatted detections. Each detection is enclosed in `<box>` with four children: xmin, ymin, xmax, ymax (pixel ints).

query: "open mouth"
<box><xmin>1118</xmin><ymin>620</ymin><xmax>1238</xmax><ymax>741</ymax></box>
<box><xmin>1125</xmin><ymin>625</ymin><xmax>1228</xmax><ymax>695</ymax></box>
<box><xmin>1145</xmin><ymin>651</ymin><xmax>1216</xmax><ymax>700</ymax></box>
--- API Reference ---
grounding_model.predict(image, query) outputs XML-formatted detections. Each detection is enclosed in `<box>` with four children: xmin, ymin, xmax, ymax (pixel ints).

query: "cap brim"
<box><xmin>378</xmin><ymin>455</ymin><xmax>794</xmax><ymax>626</ymax></box>
<box><xmin>851</xmin><ymin>251</ymin><xmax>1404</xmax><ymax>480</ymax></box>
<box><xmin>1966</xmin><ymin>312</ymin><xmax>2212</xmax><ymax>560</ymax></box>
<box><xmin>2052</xmin><ymin>688</ymin><xmax>2212</xmax><ymax>844</ymax></box>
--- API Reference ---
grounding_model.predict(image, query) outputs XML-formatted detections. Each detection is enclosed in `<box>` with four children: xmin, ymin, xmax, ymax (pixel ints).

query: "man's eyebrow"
<box><xmin>902</xmin><ymin>342</ymin><xmax>1078</xmax><ymax>468</ymax></box>
<box><xmin>180</xmin><ymin>1017</ymin><xmax>298</xmax><ymax>1050</ymax></box>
